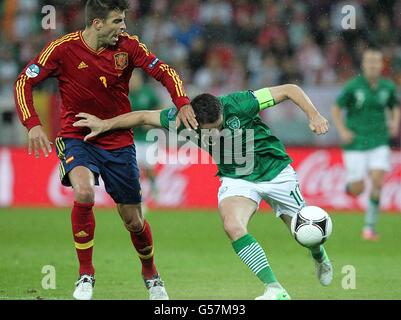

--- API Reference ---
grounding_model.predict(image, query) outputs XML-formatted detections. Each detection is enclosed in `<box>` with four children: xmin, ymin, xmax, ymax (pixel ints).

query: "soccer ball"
<box><xmin>291</xmin><ymin>206</ymin><xmax>332</xmax><ymax>247</ymax></box>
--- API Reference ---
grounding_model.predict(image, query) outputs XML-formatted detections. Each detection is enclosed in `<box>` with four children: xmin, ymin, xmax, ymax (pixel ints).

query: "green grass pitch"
<box><xmin>0</xmin><ymin>208</ymin><xmax>400</xmax><ymax>300</ymax></box>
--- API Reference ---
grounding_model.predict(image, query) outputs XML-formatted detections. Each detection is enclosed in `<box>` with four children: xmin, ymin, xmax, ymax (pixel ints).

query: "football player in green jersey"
<box><xmin>73</xmin><ymin>84</ymin><xmax>330</xmax><ymax>300</ymax></box>
<box><xmin>332</xmin><ymin>48</ymin><xmax>400</xmax><ymax>241</ymax></box>
<box><xmin>129</xmin><ymin>72</ymin><xmax>161</xmax><ymax>203</ymax></box>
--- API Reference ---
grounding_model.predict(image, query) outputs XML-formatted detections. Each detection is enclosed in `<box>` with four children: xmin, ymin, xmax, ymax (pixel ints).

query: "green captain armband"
<box><xmin>254</xmin><ymin>88</ymin><xmax>276</xmax><ymax>110</ymax></box>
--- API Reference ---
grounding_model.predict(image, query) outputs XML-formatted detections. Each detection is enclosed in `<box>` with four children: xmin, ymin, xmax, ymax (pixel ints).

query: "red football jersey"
<box><xmin>14</xmin><ymin>31</ymin><xmax>190</xmax><ymax>150</ymax></box>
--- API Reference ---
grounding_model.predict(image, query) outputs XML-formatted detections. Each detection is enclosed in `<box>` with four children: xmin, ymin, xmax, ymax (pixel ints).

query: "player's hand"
<box><xmin>339</xmin><ymin>128</ymin><xmax>354</xmax><ymax>144</ymax></box>
<box><xmin>73</xmin><ymin>113</ymin><xmax>106</xmax><ymax>141</ymax></box>
<box><xmin>28</xmin><ymin>125</ymin><xmax>52</xmax><ymax>158</ymax></box>
<box><xmin>176</xmin><ymin>104</ymin><xmax>198</xmax><ymax>130</ymax></box>
<box><xmin>308</xmin><ymin>113</ymin><xmax>329</xmax><ymax>135</ymax></box>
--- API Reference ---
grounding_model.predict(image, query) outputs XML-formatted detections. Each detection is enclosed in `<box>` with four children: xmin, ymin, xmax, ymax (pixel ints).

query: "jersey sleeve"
<box><xmin>128</xmin><ymin>35</ymin><xmax>190</xmax><ymax>109</ymax></box>
<box><xmin>160</xmin><ymin>108</ymin><xmax>179</xmax><ymax>130</ymax></box>
<box><xmin>14</xmin><ymin>39</ymin><xmax>64</xmax><ymax>130</ymax></box>
<box><xmin>225</xmin><ymin>90</ymin><xmax>261</xmax><ymax>118</ymax></box>
<box><xmin>336</xmin><ymin>82</ymin><xmax>353</xmax><ymax>109</ymax></box>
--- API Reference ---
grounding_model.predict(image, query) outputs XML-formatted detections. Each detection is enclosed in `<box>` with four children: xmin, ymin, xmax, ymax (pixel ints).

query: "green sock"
<box><xmin>310</xmin><ymin>245</ymin><xmax>324</xmax><ymax>262</ymax></box>
<box><xmin>365</xmin><ymin>197</ymin><xmax>380</xmax><ymax>231</ymax></box>
<box><xmin>232</xmin><ymin>234</ymin><xmax>277</xmax><ymax>285</ymax></box>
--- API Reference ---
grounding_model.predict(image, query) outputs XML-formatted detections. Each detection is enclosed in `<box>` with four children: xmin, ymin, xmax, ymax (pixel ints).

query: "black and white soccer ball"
<box><xmin>291</xmin><ymin>206</ymin><xmax>333</xmax><ymax>247</ymax></box>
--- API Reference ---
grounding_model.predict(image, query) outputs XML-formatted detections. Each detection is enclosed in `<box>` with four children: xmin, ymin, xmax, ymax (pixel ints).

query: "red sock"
<box><xmin>72</xmin><ymin>201</ymin><xmax>95</xmax><ymax>276</ymax></box>
<box><xmin>130</xmin><ymin>220</ymin><xmax>157</xmax><ymax>279</ymax></box>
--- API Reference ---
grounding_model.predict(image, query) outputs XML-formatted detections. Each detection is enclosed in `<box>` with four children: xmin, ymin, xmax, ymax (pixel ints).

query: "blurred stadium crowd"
<box><xmin>1</xmin><ymin>0</ymin><xmax>400</xmax><ymax>146</ymax></box>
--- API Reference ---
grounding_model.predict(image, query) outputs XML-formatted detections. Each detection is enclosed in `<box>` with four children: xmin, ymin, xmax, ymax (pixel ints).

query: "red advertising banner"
<box><xmin>0</xmin><ymin>147</ymin><xmax>400</xmax><ymax>212</ymax></box>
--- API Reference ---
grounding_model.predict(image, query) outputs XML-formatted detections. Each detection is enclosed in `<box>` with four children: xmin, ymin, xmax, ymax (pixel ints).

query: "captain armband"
<box><xmin>253</xmin><ymin>88</ymin><xmax>276</xmax><ymax>110</ymax></box>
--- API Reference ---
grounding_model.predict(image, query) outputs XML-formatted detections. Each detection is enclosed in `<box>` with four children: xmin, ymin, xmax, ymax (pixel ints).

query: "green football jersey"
<box><xmin>129</xmin><ymin>84</ymin><xmax>160</xmax><ymax>142</ymax></box>
<box><xmin>160</xmin><ymin>91</ymin><xmax>292</xmax><ymax>182</ymax></box>
<box><xmin>336</xmin><ymin>75</ymin><xmax>398</xmax><ymax>150</ymax></box>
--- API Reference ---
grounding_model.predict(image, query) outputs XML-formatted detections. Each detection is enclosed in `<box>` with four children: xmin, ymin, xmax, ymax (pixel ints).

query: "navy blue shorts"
<box><xmin>55</xmin><ymin>137</ymin><xmax>142</xmax><ymax>204</ymax></box>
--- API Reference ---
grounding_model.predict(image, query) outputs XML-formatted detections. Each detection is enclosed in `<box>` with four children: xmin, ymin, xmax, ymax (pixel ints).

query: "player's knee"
<box><xmin>348</xmin><ymin>181</ymin><xmax>365</xmax><ymax>196</ymax></box>
<box><xmin>74</xmin><ymin>186</ymin><xmax>95</xmax><ymax>203</ymax></box>
<box><xmin>222</xmin><ymin>216</ymin><xmax>246</xmax><ymax>241</ymax></box>
<box><xmin>123</xmin><ymin>217</ymin><xmax>144</xmax><ymax>233</ymax></box>
<box><xmin>371</xmin><ymin>178</ymin><xmax>385</xmax><ymax>191</ymax></box>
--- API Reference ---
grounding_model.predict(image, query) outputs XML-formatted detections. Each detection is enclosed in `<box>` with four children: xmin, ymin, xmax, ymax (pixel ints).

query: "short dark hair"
<box><xmin>85</xmin><ymin>0</ymin><xmax>130</xmax><ymax>27</ymax></box>
<box><xmin>191</xmin><ymin>93</ymin><xmax>222</xmax><ymax>125</ymax></box>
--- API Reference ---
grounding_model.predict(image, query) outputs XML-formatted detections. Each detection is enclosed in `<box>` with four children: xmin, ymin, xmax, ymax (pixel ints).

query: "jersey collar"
<box><xmin>79</xmin><ymin>31</ymin><xmax>107</xmax><ymax>55</ymax></box>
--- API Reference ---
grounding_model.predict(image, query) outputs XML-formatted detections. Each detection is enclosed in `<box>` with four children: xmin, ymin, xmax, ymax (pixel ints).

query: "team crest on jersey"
<box><xmin>114</xmin><ymin>52</ymin><xmax>129</xmax><ymax>70</ymax></box>
<box><xmin>226</xmin><ymin>116</ymin><xmax>241</xmax><ymax>130</ymax></box>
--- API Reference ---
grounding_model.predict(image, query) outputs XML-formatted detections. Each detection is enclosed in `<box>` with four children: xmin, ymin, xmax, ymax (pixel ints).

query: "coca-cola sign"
<box><xmin>1</xmin><ymin>147</ymin><xmax>400</xmax><ymax>212</ymax></box>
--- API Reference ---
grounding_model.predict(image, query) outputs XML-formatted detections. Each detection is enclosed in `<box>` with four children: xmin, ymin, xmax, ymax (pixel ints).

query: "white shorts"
<box><xmin>343</xmin><ymin>145</ymin><xmax>391</xmax><ymax>183</ymax></box>
<box><xmin>135</xmin><ymin>142</ymin><xmax>158</xmax><ymax>169</ymax></box>
<box><xmin>218</xmin><ymin>165</ymin><xmax>305</xmax><ymax>218</ymax></box>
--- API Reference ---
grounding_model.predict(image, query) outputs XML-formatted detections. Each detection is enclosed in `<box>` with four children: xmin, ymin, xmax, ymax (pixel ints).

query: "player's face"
<box><xmin>99</xmin><ymin>10</ymin><xmax>127</xmax><ymax>46</ymax></box>
<box><xmin>362</xmin><ymin>51</ymin><xmax>383</xmax><ymax>80</ymax></box>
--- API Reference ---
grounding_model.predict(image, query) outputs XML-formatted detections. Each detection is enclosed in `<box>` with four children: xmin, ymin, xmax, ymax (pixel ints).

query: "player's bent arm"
<box><xmin>331</xmin><ymin>104</ymin><xmax>347</xmax><ymax>132</ymax></box>
<box><xmin>104</xmin><ymin>110</ymin><xmax>163</xmax><ymax>130</ymax></box>
<box><xmin>256</xmin><ymin>84</ymin><xmax>329</xmax><ymax>135</ymax></box>
<box><xmin>74</xmin><ymin>111</ymin><xmax>163</xmax><ymax>141</ymax></box>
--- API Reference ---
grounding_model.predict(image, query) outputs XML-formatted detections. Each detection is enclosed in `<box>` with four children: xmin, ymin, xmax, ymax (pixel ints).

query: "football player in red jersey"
<box><xmin>14</xmin><ymin>0</ymin><xmax>197</xmax><ymax>300</ymax></box>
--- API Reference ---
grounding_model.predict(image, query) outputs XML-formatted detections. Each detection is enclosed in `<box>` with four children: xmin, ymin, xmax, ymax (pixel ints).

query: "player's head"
<box><xmin>191</xmin><ymin>94</ymin><xmax>223</xmax><ymax>130</ymax></box>
<box><xmin>85</xmin><ymin>0</ymin><xmax>130</xmax><ymax>46</ymax></box>
<box><xmin>362</xmin><ymin>47</ymin><xmax>383</xmax><ymax>80</ymax></box>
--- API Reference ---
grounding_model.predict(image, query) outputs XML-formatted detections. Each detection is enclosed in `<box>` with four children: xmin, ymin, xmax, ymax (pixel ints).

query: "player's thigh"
<box><xmin>261</xmin><ymin>166</ymin><xmax>305</xmax><ymax>219</ymax></box>
<box><xmin>279</xmin><ymin>214</ymin><xmax>293</xmax><ymax>232</ymax></box>
<box><xmin>69</xmin><ymin>166</ymin><xmax>96</xmax><ymax>189</ymax></box>
<box><xmin>218</xmin><ymin>177</ymin><xmax>261</xmax><ymax>238</ymax></box>
<box><xmin>342</xmin><ymin>150</ymin><xmax>368</xmax><ymax>184</ymax></box>
<box><xmin>55</xmin><ymin>138</ymin><xmax>100</xmax><ymax>202</ymax></box>
<box><xmin>68</xmin><ymin>167</ymin><xmax>96</xmax><ymax>203</ymax></box>
<box><xmin>368</xmin><ymin>145</ymin><xmax>391</xmax><ymax>174</ymax></box>
<box><xmin>219</xmin><ymin>196</ymin><xmax>259</xmax><ymax>240</ymax></box>
<box><xmin>369</xmin><ymin>169</ymin><xmax>387</xmax><ymax>189</ymax></box>
<box><xmin>99</xmin><ymin>145</ymin><xmax>143</xmax><ymax>205</ymax></box>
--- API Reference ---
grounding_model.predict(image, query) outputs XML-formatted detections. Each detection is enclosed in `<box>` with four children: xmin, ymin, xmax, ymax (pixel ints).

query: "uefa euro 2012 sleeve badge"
<box><xmin>25</xmin><ymin>64</ymin><xmax>40</xmax><ymax>78</ymax></box>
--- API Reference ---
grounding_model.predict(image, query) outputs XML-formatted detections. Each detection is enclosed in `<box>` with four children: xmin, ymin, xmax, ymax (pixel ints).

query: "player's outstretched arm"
<box><xmin>73</xmin><ymin>111</ymin><xmax>162</xmax><ymax>141</ymax></box>
<box><xmin>266</xmin><ymin>84</ymin><xmax>329</xmax><ymax>135</ymax></box>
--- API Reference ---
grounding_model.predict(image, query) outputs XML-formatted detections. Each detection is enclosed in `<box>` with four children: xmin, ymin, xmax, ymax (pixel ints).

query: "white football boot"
<box><xmin>255</xmin><ymin>283</ymin><xmax>291</xmax><ymax>300</ymax></box>
<box><xmin>73</xmin><ymin>274</ymin><xmax>95</xmax><ymax>300</ymax></box>
<box><xmin>314</xmin><ymin>248</ymin><xmax>333</xmax><ymax>286</ymax></box>
<box><xmin>144</xmin><ymin>274</ymin><xmax>169</xmax><ymax>300</ymax></box>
